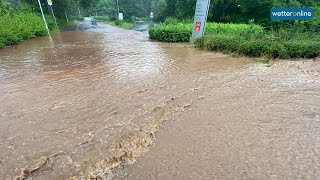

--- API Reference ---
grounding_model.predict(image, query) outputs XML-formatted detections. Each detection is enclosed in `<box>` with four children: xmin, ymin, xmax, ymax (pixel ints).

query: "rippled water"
<box><xmin>0</xmin><ymin>24</ymin><xmax>319</xmax><ymax>179</ymax></box>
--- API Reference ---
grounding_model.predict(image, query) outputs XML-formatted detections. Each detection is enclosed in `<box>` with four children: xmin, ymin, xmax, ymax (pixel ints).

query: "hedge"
<box><xmin>194</xmin><ymin>35</ymin><xmax>320</xmax><ymax>59</ymax></box>
<box><xmin>149</xmin><ymin>22</ymin><xmax>264</xmax><ymax>43</ymax></box>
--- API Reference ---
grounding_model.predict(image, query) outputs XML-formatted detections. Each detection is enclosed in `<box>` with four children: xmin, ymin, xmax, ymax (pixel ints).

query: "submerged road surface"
<box><xmin>0</xmin><ymin>24</ymin><xmax>319</xmax><ymax>179</ymax></box>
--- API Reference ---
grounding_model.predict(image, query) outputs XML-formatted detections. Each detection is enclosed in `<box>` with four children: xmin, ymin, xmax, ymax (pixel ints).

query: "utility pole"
<box><xmin>116</xmin><ymin>0</ymin><xmax>120</xmax><ymax>19</ymax></box>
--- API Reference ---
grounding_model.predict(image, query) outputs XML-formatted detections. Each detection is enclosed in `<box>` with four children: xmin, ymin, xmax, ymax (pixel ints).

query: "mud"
<box><xmin>0</xmin><ymin>23</ymin><xmax>319</xmax><ymax>179</ymax></box>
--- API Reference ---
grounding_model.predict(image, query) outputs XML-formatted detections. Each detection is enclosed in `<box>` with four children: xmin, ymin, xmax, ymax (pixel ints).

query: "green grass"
<box><xmin>105</xmin><ymin>20</ymin><xmax>134</xmax><ymax>29</ymax></box>
<box><xmin>0</xmin><ymin>12</ymin><xmax>57</xmax><ymax>48</ymax></box>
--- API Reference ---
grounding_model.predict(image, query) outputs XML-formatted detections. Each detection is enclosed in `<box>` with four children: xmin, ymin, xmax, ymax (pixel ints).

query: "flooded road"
<box><xmin>0</xmin><ymin>24</ymin><xmax>319</xmax><ymax>179</ymax></box>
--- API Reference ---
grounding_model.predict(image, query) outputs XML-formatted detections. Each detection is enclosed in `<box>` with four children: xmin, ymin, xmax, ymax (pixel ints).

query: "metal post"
<box><xmin>65</xmin><ymin>10</ymin><xmax>69</xmax><ymax>22</ymax></box>
<box><xmin>37</xmin><ymin>0</ymin><xmax>51</xmax><ymax>36</ymax></box>
<box><xmin>78</xmin><ymin>6</ymin><xmax>81</xmax><ymax>17</ymax></box>
<box><xmin>49</xmin><ymin>5</ymin><xmax>58</xmax><ymax>29</ymax></box>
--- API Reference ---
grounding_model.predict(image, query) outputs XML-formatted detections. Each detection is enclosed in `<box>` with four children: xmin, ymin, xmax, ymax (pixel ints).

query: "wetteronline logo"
<box><xmin>271</xmin><ymin>8</ymin><xmax>313</xmax><ymax>20</ymax></box>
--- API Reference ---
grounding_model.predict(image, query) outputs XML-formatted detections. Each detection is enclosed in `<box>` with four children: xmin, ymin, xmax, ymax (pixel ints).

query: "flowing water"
<box><xmin>0</xmin><ymin>24</ymin><xmax>319</xmax><ymax>180</ymax></box>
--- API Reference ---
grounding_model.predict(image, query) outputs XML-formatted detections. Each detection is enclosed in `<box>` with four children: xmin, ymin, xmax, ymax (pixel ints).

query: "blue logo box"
<box><xmin>271</xmin><ymin>8</ymin><xmax>313</xmax><ymax>20</ymax></box>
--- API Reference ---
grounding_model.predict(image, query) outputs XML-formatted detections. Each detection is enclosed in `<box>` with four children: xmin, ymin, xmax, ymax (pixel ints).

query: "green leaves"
<box><xmin>0</xmin><ymin>13</ymin><xmax>47</xmax><ymax>48</ymax></box>
<box><xmin>149</xmin><ymin>23</ymin><xmax>192</xmax><ymax>42</ymax></box>
<box><xmin>194</xmin><ymin>33</ymin><xmax>320</xmax><ymax>59</ymax></box>
<box><xmin>149</xmin><ymin>21</ymin><xmax>264</xmax><ymax>43</ymax></box>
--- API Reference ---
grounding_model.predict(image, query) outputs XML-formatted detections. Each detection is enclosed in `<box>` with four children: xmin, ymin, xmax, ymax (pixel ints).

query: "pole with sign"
<box><xmin>37</xmin><ymin>0</ymin><xmax>50</xmax><ymax>36</ymax></box>
<box><xmin>191</xmin><ymin>0</ymin><xmax>211</xmax><ymax>42</ymax></box>
<box><xmin>47</xmin><ymin>0</ymin><xmax>58</xmax><ymax>29</ymax></box>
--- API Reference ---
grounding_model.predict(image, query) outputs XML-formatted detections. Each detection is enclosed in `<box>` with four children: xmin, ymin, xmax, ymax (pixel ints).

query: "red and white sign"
<box><xmin>195</xmin><ymin>22</ymin><xmax>201</xmax><ymax>32</ymax></box>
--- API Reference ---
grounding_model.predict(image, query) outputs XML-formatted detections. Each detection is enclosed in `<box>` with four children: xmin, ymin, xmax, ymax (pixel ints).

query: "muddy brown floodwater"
<box><xmin>0</xmin><ymin>23</ymin><xmax>319</xmax><ymax>180</ymax></box>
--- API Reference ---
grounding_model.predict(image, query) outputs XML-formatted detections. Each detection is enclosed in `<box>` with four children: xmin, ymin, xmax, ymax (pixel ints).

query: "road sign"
<box><xmin>195</xmin><ymin>22</ymin><xmax>201</xmax><ymax>32</ymax></box>
<box><xmin>191</xmin><ymin>0</ymin><xmax>211</xmax><ymax>41</ymax></box>
<box><xmin>47</xmin><ymin>0</ymin><xmax>52</xmax><ymax>6</ymax></box>
<box><xmin>119</xmin><ymin>13</ymin><xmax>123</xmax><ymax>20</ymax></box>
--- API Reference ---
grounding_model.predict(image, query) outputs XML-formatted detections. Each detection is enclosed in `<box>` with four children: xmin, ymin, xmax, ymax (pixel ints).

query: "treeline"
<box><xmin>95</xmin><ymin>0</ymin><xmax>152</xmax><ymax>21</ymax></box>
<box><xmin>152</xmin><ymin>0</ymin><xmax>320</xmax><ymax>28</ymax></box>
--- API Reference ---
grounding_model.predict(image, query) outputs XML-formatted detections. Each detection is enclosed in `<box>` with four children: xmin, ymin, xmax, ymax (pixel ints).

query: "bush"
<box><xmin>0</xmin><ymin>13</ymin><xmax>47</xmax><ymax>48</ymax></box>
<box><xmin>115</xmin><ymin>20</ymin><xmax>123</xmax><ymax>26</ymax></box>
<box><xmin>151</xmin><ymin>19</ymin><xmax>319</xmax><ymax>59</ymax></box>
<box><xmin>149</xmin><ymin>24</ymin><xmax>192</xmax><ymax>42</ymax></box>
<box><xmin>203</xmin><ymin>35</ymin><xmax>242</xmax><ymax>53</ymax></box>
<box><xmin>238</xmin><ymin>40</ymin><xmax>287</xmax><ymax>58</ymax></box>
<box><xmin>94</xmin><ymin>16</ymin><xmax>109</xmax><ymax>21</ymax></box>
<box><xmin>206</xmin><ymin>23</ymin><xmax>264</xmax><ymax>36</ymax></box>
<box><xmin>284</xmin><ymin>41</ymin><xmax>320</xmax><ymax>59</ymax></box>
<box><xmin>195</xmin><ymin>34</ymin><xmax>319</xmax><ymax>59</ymax></box>
<box><xmin>149</xmin><ymin>22</ymin><xmax>264</xmax><ymax>43</ymax></box>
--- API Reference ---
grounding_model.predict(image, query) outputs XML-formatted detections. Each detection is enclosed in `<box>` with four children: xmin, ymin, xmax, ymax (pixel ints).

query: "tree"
<box><xmin>151</xmin><ymin>0</ymin><xmax>166</xmax><ymax>22</ymax></box>
<box><xmin>117</xmin><ymin>0</ymin><xmax>147</xmax><ymax>19</ymax></box>
<box><xmin>96</xmin><ymin>0</ymin><xmax>116</xmax><ymax>18</ymax></box>
<box><xmin>174</xmin><ymin>0</ymin><xmax>196</xmax><ymax>19</ymax></box>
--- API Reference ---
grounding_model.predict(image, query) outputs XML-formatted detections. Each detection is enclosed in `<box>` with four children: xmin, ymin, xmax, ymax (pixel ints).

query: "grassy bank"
<box><xmin>110</xmin><ymin>20</ymin><xmax>134</xmax><ymax>29</ymax></box>
<box><xmin>194</xmin><ymin>30</ymin><xmax>320</xmax><ymax>59</ymax></box>
<box><xmin>149</xmin><ymin>18</ymin><xmax>320</xmax><ymax>59</ymax></box>
<box><xmin>0</xmin><ymin>13</ymin><xmax>57</xmax><ymax>48</ymax></box>
<box><xmin>94</xmin><ymin>17</ymin><xmax>134</xmax><ymax>29</ymax></box>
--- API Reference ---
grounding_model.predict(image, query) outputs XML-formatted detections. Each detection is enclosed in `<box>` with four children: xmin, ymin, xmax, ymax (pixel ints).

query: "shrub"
<box><xmin>115</xmin><ymin>20</ymin><xmax>123</xmax><ymax>26</ymax></box>
<box><xmin>149</xmin><ymin>24</ymin><xmax>192</xmax><ymax>42</ymax></box>
<box><xmin>149</xmin><ymin>22</ymin><xmax>264</xmax><ymax>43</ymax></box>
<box><xmin>194</xmin><ymin>36</ymin><xmax>205</xmax><ymax>49</ymax></box>
<box><xmin>151</xmin><ymin>20</ymin><xmax>319</xmax><ymax>59</ymax></box>
<box><xmin>284</xmin><ymin>41</ymin><xmax>320</xmax><ymax>58</ymax></box>
<box><xmin>206</xmin><ymin>23</ymin><xmax>264</xmax><ymax>36</ymax></box>
<box><xmin>203</xmin><ymin>35</ymin><xmax>241</xmax><ymax>53</ymax></box>
<box><xmin>94</xmin><ymin>16</ymin><xmax>109</xmax><ymax>21</ymax></box>
<box><xmin>0</xmin><ymin>13</ymin><xmax>47</xmax><ymax>48</ymax></box>
<box><xmin>238</xmin><ymin>40</ymin><xmax>287</xmax><ymax>58</ymax></box>
<box><xmin>195</xmin><ymin>34</ymin><xmax>320</xmax><ymax>59</ymax></box>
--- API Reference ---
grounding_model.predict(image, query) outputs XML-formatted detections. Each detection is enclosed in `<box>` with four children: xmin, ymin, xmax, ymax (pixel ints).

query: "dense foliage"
<box><xmin>151</xmin><ymin>0</ymin><xmax>320</xmax><ymax>28</ymax></box>
<box><xmin>149</xmin><ymin>19</ymin><xmax>264</xmax><ymax>42</ymax></box>
<box><xmin>95</xmin><ymin>0</ymin><xmax>152</xmax><ymax>21</ymax></box>
<box><xmin>0</xmin><ymin>1</ymin><xmax>58</xmax><ymax>48</ymax></box>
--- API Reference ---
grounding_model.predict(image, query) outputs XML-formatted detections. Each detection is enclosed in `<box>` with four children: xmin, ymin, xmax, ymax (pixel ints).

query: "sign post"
<box><xmin>191</xmin><ymin>0</ymin><xmax>211</xmax><ymax>42</ymax></box>
<box><xmin>37</xmin><ymin>0</ymin><xmax>50</xmax><ymax>36</ymax></box>
<box><xmin>47</xmin><ymin>0</ymin><xmax>58</xmax><ymax>29</ymax></box>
